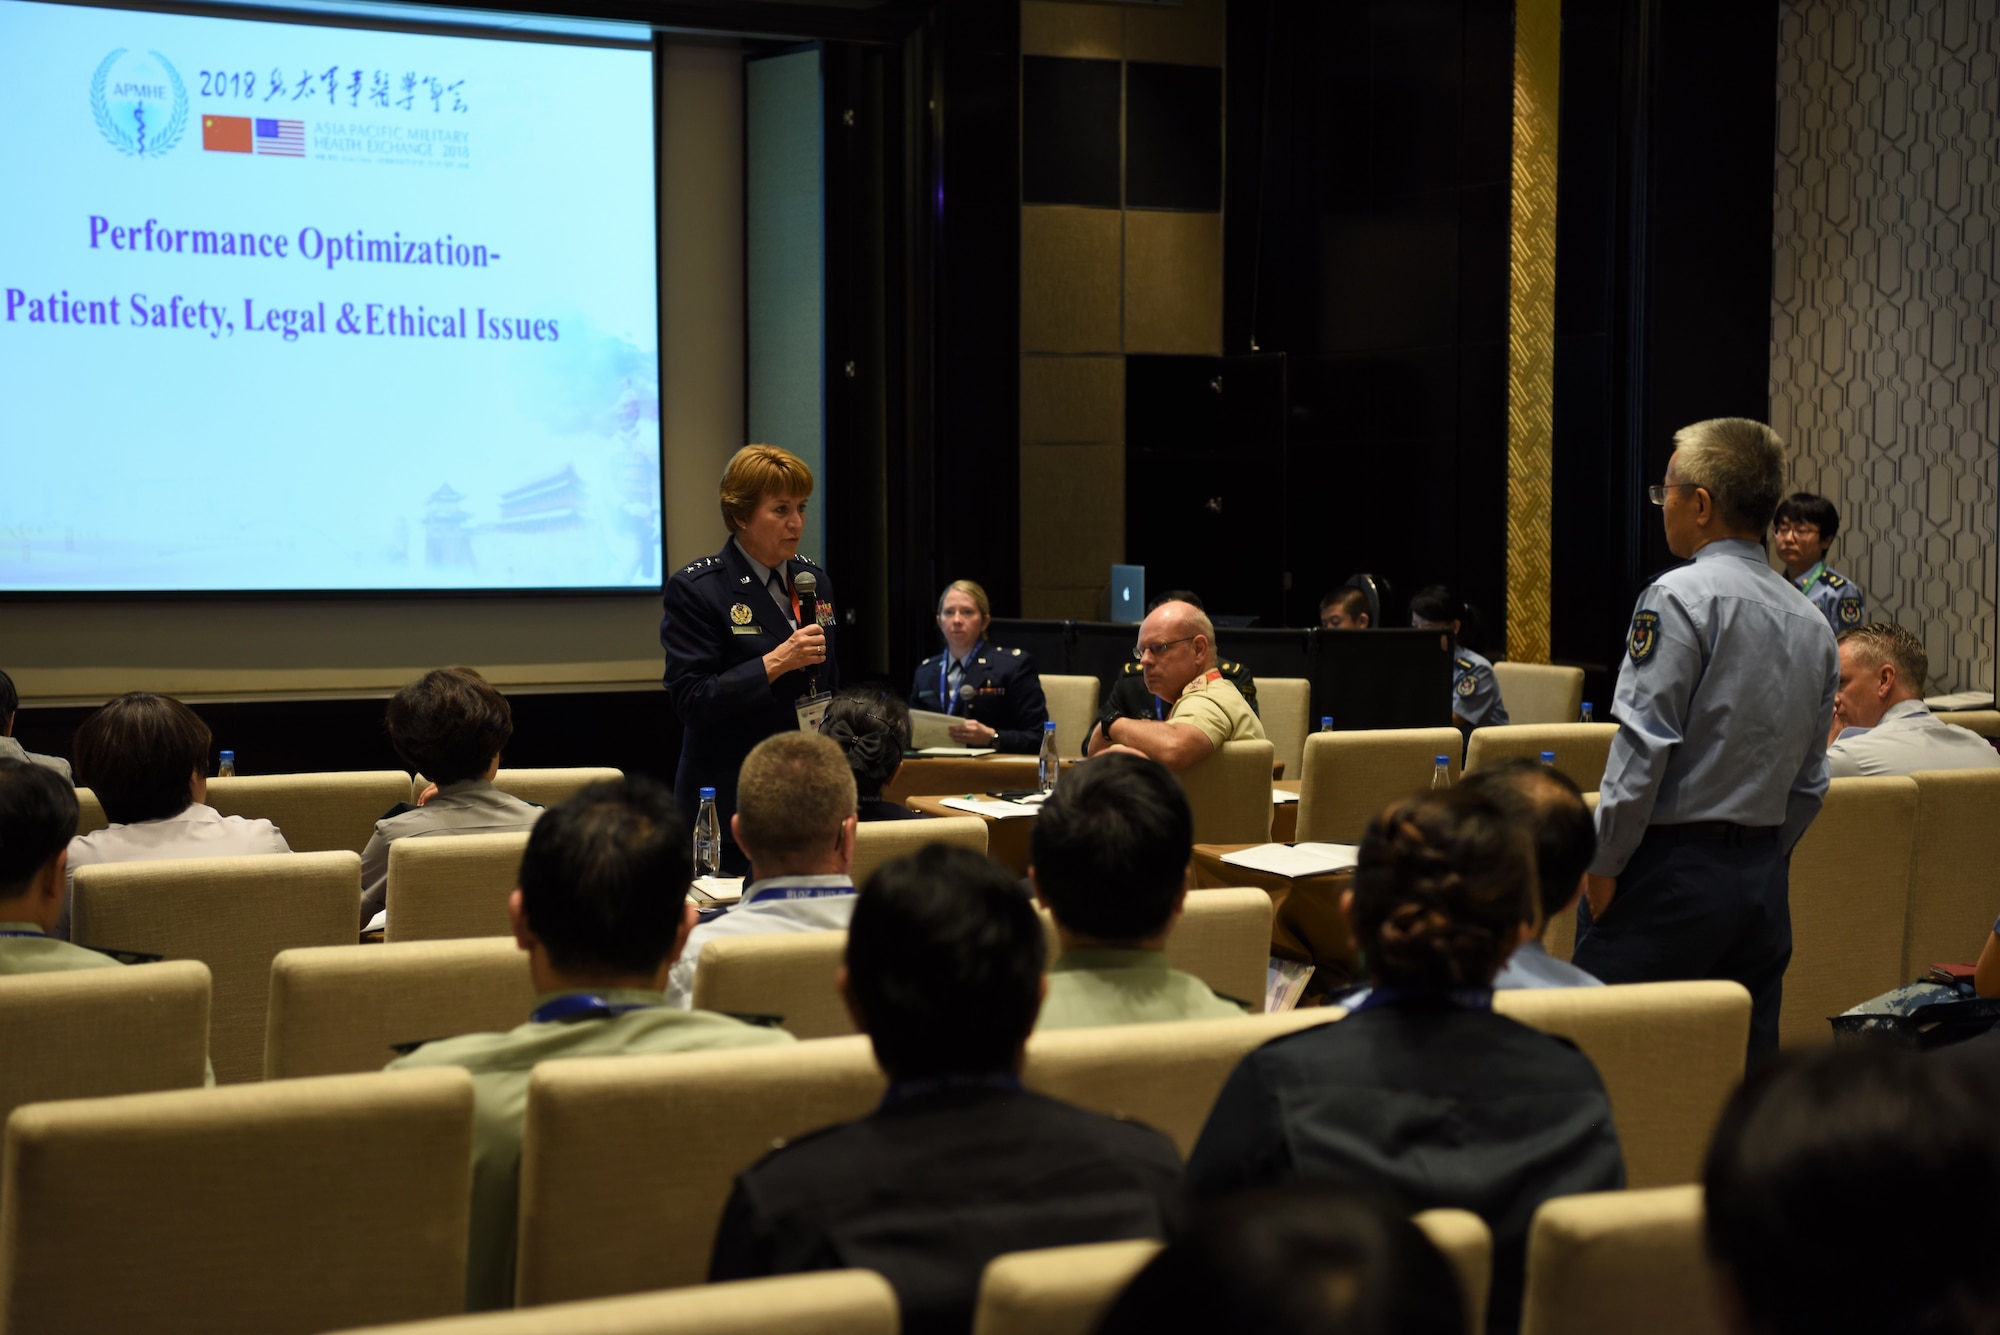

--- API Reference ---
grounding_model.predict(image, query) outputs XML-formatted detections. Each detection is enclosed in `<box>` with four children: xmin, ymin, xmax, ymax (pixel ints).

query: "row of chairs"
<box><xmin>1545</xmin><ymin>768</ymin><xmax>2000</xmax><ymax>1046</ymax></box>
<box><xmin>0</xmin><ymin>990</ymin><xmax>1736</xmax><ymax>1331</ymax></box>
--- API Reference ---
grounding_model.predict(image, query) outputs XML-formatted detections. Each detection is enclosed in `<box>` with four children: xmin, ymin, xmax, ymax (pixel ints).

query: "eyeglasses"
<box><xmin>1648</xmin><ymin>482</ymin><xmax>1701</xmax><ymax>506</ymax></box>
<box><xmin>1132</xmin><ymin>636</ymin><xmax>1195</xmax><ymax>661</ymax></box>
<box><xmin>1773</xmin><ymin>522</ymin><xmax>1822</xmax><ymax>538</ymax></box>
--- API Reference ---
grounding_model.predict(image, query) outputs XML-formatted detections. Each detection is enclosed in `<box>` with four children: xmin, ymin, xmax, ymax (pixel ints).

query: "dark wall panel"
<box><xmin>1021</xmin><ymin>56</ymin><xmax>1121</xmax><ymax>206</ymax></box>
<box><xmin>1127</xmin><ymin>62</ymin><xmax>1223</xmax><ymax>210</ymax></box>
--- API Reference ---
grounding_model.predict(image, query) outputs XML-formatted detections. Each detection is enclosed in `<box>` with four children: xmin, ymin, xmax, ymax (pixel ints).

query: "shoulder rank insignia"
<box><xmin>679</xmin><ymin>555</ymin><xmax>718</xmax><ymax>576</ymax></box>
<box><xmin>1011</xmin><ymin>647</ymin><xmax>1021</xmax><ymax>656</ymax></box>
<box><xmin>1629</xmin><ymin>610</ymin><xmax>1661</xmax><ymax>663</ymax></box>
<box><xmin>1838</xmin><ymin>597</ymin><xmax>1863</xmax><ymax>625</ymax></box>
<box><xmin>729</xmin><ymin>603</ymin><xmax>754</xmax><ymax>625</ymax></box>
<box><xmin>1822</xmin><ymin>571</ymin><xmax>1847</xmax><ymax>588</ymax></box>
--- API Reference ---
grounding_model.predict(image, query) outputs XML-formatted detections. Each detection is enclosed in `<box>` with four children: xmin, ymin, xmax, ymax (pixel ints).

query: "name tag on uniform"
<box><xmin>731</xmin><ymin>626</ymin><xmax>765</xmax><ymax>635</ymax></box>
<box><xmin>796</xmin><ymin>690</ymin><xmax>834</xmax><ymax>733</ymax></box>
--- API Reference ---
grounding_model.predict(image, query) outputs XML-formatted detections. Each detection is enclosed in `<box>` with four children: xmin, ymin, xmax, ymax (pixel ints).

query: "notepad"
<box><xmin>1219</xmin><ymin>842</ymin><xmax>1361</xmax><ymax>878</ymax></box>
<box><xmin>938</xmin><ymin>797</ymin><xmax>1039</xmax><ymax>820</ymax></box>
<box><xmin>689</xmin><ymin>876</ymin><xmax>745</xmax><ymax>905</ymax></box>
<box><xmin>915</xmin><ymin>746</ymin><xmax>999</xmax><ymax>757</ymax></box>
<box><xmin>1272</xmin><ymin>788</ymin><xmax>1299</xmax><ymax>804</ymax></box>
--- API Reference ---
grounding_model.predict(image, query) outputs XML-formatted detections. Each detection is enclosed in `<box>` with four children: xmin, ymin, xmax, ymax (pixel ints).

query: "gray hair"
<box><xmin>1837</xmin><ymin>622</ymin><xmax>1928</xmax><ymax>696</ymax></box>
<box><xmin>1672</xmin><ymin>418</ymin><xmax>1786</xmax><ymax>535</ymax></box>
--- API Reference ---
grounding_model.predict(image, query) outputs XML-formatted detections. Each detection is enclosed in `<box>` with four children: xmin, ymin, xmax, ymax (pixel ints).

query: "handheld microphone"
<box><xmin>958</xmin><ymin>683</ymin><xmax>976</xmax><ymax>706</ymax></box>
<box><xmin>794</xmin><ymin>571</ymin><xmax>820</xmax><ymax>689</ymax></box>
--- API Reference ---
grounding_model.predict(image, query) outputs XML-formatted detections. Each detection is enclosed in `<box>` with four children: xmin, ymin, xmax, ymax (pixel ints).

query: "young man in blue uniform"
<box><xmin>1409</xmin><ymin>585</ymin><xmax>1509</xmax><ymax>729</ymax></box>
<box><xmin>1773</xmin><ymin>491</ymin><xmax>1866</xmax><ymax>632</ymax></box>
<box><xmin>1577</xmin><ymin>419</ymin><xmax>1839</xmax><ymax>1057</ymax></box>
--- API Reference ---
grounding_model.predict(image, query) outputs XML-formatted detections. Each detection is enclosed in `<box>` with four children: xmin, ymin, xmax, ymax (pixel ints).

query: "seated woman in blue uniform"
<box><xmin>1185</xmin><ymin>786</ymin><xmax>1625</xmax><ymax>1335</ymax></box>
<box><xmin>659</xmin><ymin>444</ymin><xmax>836</xmax><ymax>872</ymax></box>
<box><xmin>907</xmin><ymin>579</ymin><xmax>1049</xmax><ymax>754</ymax></box>
<box><xmin>1409</xmin><ymin>585</ymin><xmax>1509</xmax><ymax>730</ymax></box>
<box><xmin>821</xmin><ymin>689</ymin><xmax>929</xmax><ymax>822</ymax></box>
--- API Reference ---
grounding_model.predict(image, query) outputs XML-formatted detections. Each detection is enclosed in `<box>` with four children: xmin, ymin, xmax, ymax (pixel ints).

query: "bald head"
<box><xmin>1135</xmin><ymin>600</ymin><xmax>1216</xmax><ymax>699</ymax></box>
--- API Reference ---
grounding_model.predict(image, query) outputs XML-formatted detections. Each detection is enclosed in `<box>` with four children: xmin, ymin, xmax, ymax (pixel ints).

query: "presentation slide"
<box><xmin>0</xmin><ymin>0</ymin><xmax>662</xmax><ymax>592</ymax></box>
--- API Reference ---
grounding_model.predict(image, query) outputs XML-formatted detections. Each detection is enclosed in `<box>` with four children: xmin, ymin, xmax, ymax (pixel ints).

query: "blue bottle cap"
<box><xmin>699</xmin><ymin>786</ymin><xmax>716</xmax><ymax>800</ymax></box>
<box><xmin>1540</xmin><ymin>751</ymin><xmax>1556</xmax><ymax>763</ymax></box>
<box><xmin>1321</xmin><ymin>716</ymin><xmax>1333</xmax><ymax>728</ymax></box>
<box><xmin>219</xmin><ymin>750</ymin><xmax>234</xmax><ymax>760</ymax></box>
<box><xmin>1044</xmin><ymin>720</ymin><xmax>1057</xmax><ymax>730</ymax></box>
<box><xmin>1435</xmin><ymin>755</ymin><xmax>1449</xmax><ymax>765</ymax></box>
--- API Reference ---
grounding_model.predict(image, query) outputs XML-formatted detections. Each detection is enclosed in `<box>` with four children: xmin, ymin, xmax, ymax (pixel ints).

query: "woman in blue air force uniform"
<box><xmin>908</xmin><ymin>580</ymin><xmax>1049</xmax><ymax>754</ymax></box>
<box><xmin>659</xmin><ymin>445</ymin><xmax>836</xmax><ymax>870</ymax></box>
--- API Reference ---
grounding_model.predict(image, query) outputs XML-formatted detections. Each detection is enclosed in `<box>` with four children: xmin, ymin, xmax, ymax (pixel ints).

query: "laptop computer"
<box><xmin>1110</xmin><ymin>564</ymin><xmax>1145</xmax><ymax>624</ymax></box>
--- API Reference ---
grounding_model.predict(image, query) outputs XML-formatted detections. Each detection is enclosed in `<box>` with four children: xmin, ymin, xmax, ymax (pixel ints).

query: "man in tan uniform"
<box><xmin>1088</xmin><ymin>599</ymin><xmax>1265</xmax><ymax>772</ymax></box>
<box><xmin>0</xmin><ymin>760</ymin><xmax>119</xmax><ymax>974</ymax></box>
<box><xmin>388</xmin><ymin>775</ymin><xmax>793</xmax><ymax>1311</ymax></box>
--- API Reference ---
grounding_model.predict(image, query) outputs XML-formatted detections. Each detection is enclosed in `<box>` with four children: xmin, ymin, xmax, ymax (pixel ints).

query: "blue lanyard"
<box><xmin>1153</xmin><ymin>695</ymin><xmax>1166</xmax><ymax>720</ymax></box>
<box><xmin>744</xmin><ymin>883</ymin><xmax>854</xmax><ymax>906</ymax></box>
<box><xmin>531</xmin><ymin>994</ymin><xmax>660</xmax><ymax>1024</ymax></box>
<box><xmin>882</xmin><ymin>1070</ymin><xmax>1020</xmax><ymax>1109</ymax></box>
<box><xmin>1354</xmin><ymin>985</ymin><xmax>1493</xmax><ymax>1014</ymax></box>
<box><xmin>940</xmin><ymin>641</ymin><xmax>984</xmax><ymax>715</ymax></box>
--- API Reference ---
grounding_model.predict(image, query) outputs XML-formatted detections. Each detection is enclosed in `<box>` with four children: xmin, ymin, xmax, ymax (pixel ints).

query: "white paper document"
<box><xmin>915</xmin><ymin>746</ymin><xmax>999</xmax><ymax>757</ymax></box>
<box><xmin>1219</xmin><ymin>842</ymin><xmax>1361</xmax><ymax>878</ymax></box>
<box><xmin>909</xmin><ymin>708</ymin><xmax>967</xmax><ymax>749</ymax></box>
<box><xmin>938</xmin><ymin>797</ymin><xmax>1039</xmax><ymax>820</ymax></box>
<box><xmin>1925</xmin><ymin>690</ymin><xmax>1996</xmax><ymax>711</ymax></box>
<box><xmin>1272</xmin><ymin>787</ymin><xmax>1299</xmax><ymax>804</ymax></box>
<box><xmin>689</xmin><ymin>876</ymin><xmax>745</xmax><ymax>905</ymax></box>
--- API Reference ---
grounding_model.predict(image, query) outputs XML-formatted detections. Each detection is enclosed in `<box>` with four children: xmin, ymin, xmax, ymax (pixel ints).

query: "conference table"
<box><xmin>1192</xmin><ymin>844</ymin><xmax>1358</xmax><ymax>994</ymax></box>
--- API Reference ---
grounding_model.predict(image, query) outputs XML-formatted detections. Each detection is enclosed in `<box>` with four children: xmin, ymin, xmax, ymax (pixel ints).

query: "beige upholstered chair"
<box><xmin>207</xmin><ymin>770</ymin><xmax>416</xmax><ymax>855</ymax></box>
<box><xmin>1041</xmin><ymin>675</ymin><xmax>1101</xmax><ymax>759</ymax></box>
<box><xmin>1904</xmin><ymin>768</ymin><xmax>2000</xmax><ymax>978</ymax></box>
<box><xmin>1257</xmin><ymin>677</ymin><xmax>1311</xmax><ymax>779</ymax></box>
<box><xmin>72</xmin><ymin>785</ymin><xmax>109</xmax><ymax>838</ymax></box>
<box><xmin>266</xmin><ymin>937</ymin><xmax>536</xmax><ymax>1079</ymax></box>
<box><xmin>689</xmin><ymin>932</ymin><xmax>852</xmax><ymax>1038</ymax></box>
<box><xmin>1783</xmin><ymin>775</ymin><xmax>1918</xmax><ymax>1046</ymax></box>
<box><xmin>384</xmin><ymin>831</ymin><xmax>533</xmax><ymax>942</ymax></box>
<box><xmin>1519</xmin><ymin>1186</ymin><xmax>1720</xmax><ymax>1335</ymax></box>
<box><xmin>494</xmin><ymin>766</ymin><xmax>622</xmax><ymax>809</ymax></box>
<box><xmin>971</xmin><ymin>1239</ymin><xmax>1162</xmax><ymax>1335</ymax></box>
<box><xmin>1177</xmin><ymin>739</ymin><xmax>1277</xmax><ymax>844</ymax></box>
<box><xmin>1936</xmin><ymin>708</ymin><xmax>2000</xmax><ymax>737</ymax></box>
<box><xmin>1041</xmin><ymin>886</ymin><xmax>1274</xmax><ymax>1013</ymax></box>
<box><xmin>1489</xmin><ymin>662</ymin><xmax>1585</xmax><ymax>726</ymax></box>
<box><xmin>1415</xmin><ymin>1209</ymin><xmax>1494</xmax><ymax>1335</ymax></box>
<box><xmin>1495</xmin><ymin>981</ymin><xmax>1748</xmax><ymax>1190</ymax></box>
<box><xmin>516</xmin><ymin>1009</ymin><xmax>1347</xmax><ymax>1306</ymax></box>
<box><xmin>0</xmin><ymin>1068</ymin><xmax>475</xmax><ymax>1335</ymax></box>
<box><xmin>0</xmin><ymin>961</ymin><xmax>211</xmax><ymax>1131</ymax></box>
<box><xmin>850</xmin><ymin>813</ymin><xmax>988</xmax><ymax>887</ymax></box>
<box><xmin>324</xmin><ymin>1272</ymin><xmax>901</xmax><ymax>1335</ymax></box>
<box><xmin>71</xmin><ymin>851</ymin><xmax>361</xmax><ymax>1084</ymax></box>
<box><xmin>1464</xmin><ymin>723</ymin><xmax>1619</xmax><ymax>795</ymax></box>
<box><xmin>1294</xmin><ymin>727</ymin><xmax>1464</xmax><ymax>843</ymax></box>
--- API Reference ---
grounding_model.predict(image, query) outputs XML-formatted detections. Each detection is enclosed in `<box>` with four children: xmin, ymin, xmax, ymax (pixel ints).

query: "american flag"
<box><xmin>254</xmin><ymin>118</ymin><xmax>305</xmax><ymax>157</ymax></box>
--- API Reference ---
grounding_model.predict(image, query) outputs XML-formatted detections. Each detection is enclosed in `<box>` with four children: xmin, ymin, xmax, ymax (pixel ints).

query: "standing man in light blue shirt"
<box><xmin>1576</xmin><ymin>419</ymin><xmax>1839</xmax><ymax>1056</ymax></box>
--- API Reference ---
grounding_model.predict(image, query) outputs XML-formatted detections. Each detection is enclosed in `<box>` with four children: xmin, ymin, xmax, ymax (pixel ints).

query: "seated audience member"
<box><xmin>63</xmin><ymin>692</ymin><xmax>290</xmax><ymax>940</ymax></box>
<box><xmin>1704</xmin><ymin>1044</ymin><xmax>2000</xmax><ymax>1335</ymax></box>
<box><xmin>665</xmin><ymin>731</ymin><xmax>859</xmax><ymax>1009</ymax></box>
<box><xmin>708</xmin><ymin>845</ymin><xmax>1187</xmax><ymax>1335</ymax></box>
<box><xmin>1824</xmin><ymin>622</ymin><xmax>1999</xmax><ymax>777</ymax></box>
<box><xmin>0</xmin><ymin>761</ymin><xmax>111</xmax><ymax>973</ymax></box>
<box><xmin>1838</xmin><ymin>905</ymin><xmax>2000</xmax><ymax>1022</ymax></box>
<box><xmin>1461</xmin><ymin>760</ymin><xmax>1604</xmax><ymax>989</ymax></box>
<box><xmin>908</xmin><ymin>579</ymin><xmax>1051</xmax><ymax>754</ymax></box>
<box><xmin>1098</xmin><ymin>1184</ymin><xmax>1464</xmax><ymax>1335</ymax></box>
<box><xmin>1185</xmin><ymin>787</ymin><xmax>1624</xmax><ymax>1335</ymax></box>
<box><xmin>388</xmin><ymin>776</ymin><xmax>794</xmax><ymax>1310</ymax></box>
<box><xmin>1410</xmin><ymin>586</ymin><xmax>1509</xmax><ymax>729</ymax></box>
<box><xmin>821</xmin><ymin>689</ymin><xmax>928</xmax><ymax>821</ymax></box>
<box><xmin>1318</xmin><ymin>583</ymin><xmax>1374</xmax><ymax>631</ymax></box>
<box><xmin>1088</xmin><ymin>599</ymin><xmax>1267</xmax><ymax>772</ymax></box>
<box><xmin>360</xmin><ymin>666</ymin><xmax>544</xmax><ymax>930</ymax></box>
<box><xmin>1773</xmin><ymin>491</ymin><xmax>1867</xmax><ymax>632</ymax></box>
<box><xmin>0</xmin><ymin>669</ymin><xmax>72</xmax><ymax>782</ymax></box>
<box><xmin>1088</xmin><ymin>589</ymin><xmax>1260</xmax><ymax>756</ymax></box>
<box><xmin>1031</xmin><ymin>752</ymin><xmax>1244</xmax><ymax>1028</ymax></box>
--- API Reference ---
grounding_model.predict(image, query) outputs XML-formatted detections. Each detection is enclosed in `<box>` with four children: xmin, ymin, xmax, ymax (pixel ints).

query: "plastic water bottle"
<box><xmin>217</xmin><ymin>750</ymin><xmax>236</xmax><ymax>778</ymax></box>
<box><xmin>1038</xmin><ymin>721</ymin><xmax>1060</xmax><ymax>795</ymax></box>
<box><xmin>1580</xmin><ymin>701</ymin><xmax>1594</xmax><ymax>724</ymax></box>
<box><xmin>693</xmin><ymin>787</ymin><xmax>721</xmax><ymax>878</ymax></box>
<box><xmin>1431</xmin><ymin>755</ymin><xmax>1452</xmax><ymax>790</ymax></box>
<box><xmin>1320</xmin><ymin>716</ymin><xmax>1335</xmax><ymax>732</ymax></box>
<box><xmin>1540</xmin><ymin>751</ymin><xmax>1556</xmax><ymax>766</ymax></box>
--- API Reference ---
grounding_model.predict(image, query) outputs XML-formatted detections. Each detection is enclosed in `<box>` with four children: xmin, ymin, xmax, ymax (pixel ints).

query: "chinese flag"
<box><xmin>202</xmin><ymin>115</ymin><xmax>252</xmax><ymax>153</ymax></box>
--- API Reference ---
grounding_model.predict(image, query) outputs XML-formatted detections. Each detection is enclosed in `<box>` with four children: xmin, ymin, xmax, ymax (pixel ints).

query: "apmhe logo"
<box><xmin>92</xmin><ymin>48</ymin><xmax>189</xmax><ymax>158</ymax></box>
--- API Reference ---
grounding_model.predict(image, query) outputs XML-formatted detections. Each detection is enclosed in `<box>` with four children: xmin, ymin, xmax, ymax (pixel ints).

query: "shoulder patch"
<box><xmin>1456</xmin><ymin>673</ymin><xmax>1478</xmax><ymax>698</ymax></box>
<box><xmin>1838</xmin><ymin>597</ymin><xmax>1863</xmax><ymax>625</ymax></box>
<box><xmin>1628</xmin><ymin>610</ymin><xmax>1661</xmax><ymax>664</ymax></box>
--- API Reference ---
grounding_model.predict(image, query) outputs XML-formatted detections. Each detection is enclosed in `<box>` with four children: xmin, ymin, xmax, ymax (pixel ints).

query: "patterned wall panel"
<box><xmin>1506</xmin><ymin>0</ymin><xmax>1560</xmax><ymax>666</ymax></box>
<box><xmin>1772</xmin><ymin>0</ymin><xmax>1999</xmax><ymax>693</ymax></box>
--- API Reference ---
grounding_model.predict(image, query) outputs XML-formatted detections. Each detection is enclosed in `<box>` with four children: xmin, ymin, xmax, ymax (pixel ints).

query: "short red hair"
<box><xmin>719</xmin><ymin>444</ymin><xmax>814</xmax><ymax>532</ymax></box>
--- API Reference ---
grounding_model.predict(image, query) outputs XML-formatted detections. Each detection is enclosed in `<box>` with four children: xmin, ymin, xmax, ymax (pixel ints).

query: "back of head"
<box><xmin>1408</xmin><ymin>585</ymin><xmax>1466</xmax><ymax>627</ymax></box>
<box><xmin>820</xmin><ymin>690</ymin><xmax>911</xmax><ymax>797</ymax></box>
<box><xmin>845</xmin><ymin>844</ymin><xmax>1044</xmax><ymax>1079</ymax></box>
<box><xmin>1672</xmin><ymin>418</ymin><xmax>1786</xmax><ymax>535</ymax></box>
<box><xmin>1031</xmin><ymin>752</ymin><xmax>1190</xmax><ymax>941</ymax></box>
<box><xmin>385</xmin><ymin>666</ymin><xmax>513</xmax><ymax>785</ymax></box>
<box><xmin>1458</xmin><ymin>761</ymin><xmax>1595</xmax><ymax>921</ymax></box>
<box><xmin>0</xmin><ymin>668</ymin><xmax>17</xmax><ymax>725</ymax></box>
<box><xmin>0</xmin><ymin>760</ymin><xmax>79</xmax><ymax>899</ymax></box>
<box><xmin>517</xmin><ymin>776</ymin><xmax>691</xmax><ymax>977</ymax></box>
<box><xmin>1838</xmin><ymin>622</ymin><xmax>1929</xmax><ymax>698</ymax></box>
<box><xmin>1098</xmin><ymin>1184</ymin><xmax>1463</xmax><ymax>1335</ymax></box>
<box><xmin>1773</xmin><ymin>491</ymin><xmax>1840</xmax><ymax>542</ymax></box>
<box><xmin>1352</xmin><ymin>788</ymin><xmax>1537</xmax><ymax>989</ymax></box>
<box><xmin>735</xmin><ymin>731</ymin><xmax>857</xmax><ymax>865</ymax></box>
<box><xmin>71</xmin><ymin>692</ymin><xmax>210</xmax><ymax>825</ymax></box>
<box><xmin>1703</xmin><ymin>1043</ymin><xmax>2000</xmax><ymax>1335</ymax></box>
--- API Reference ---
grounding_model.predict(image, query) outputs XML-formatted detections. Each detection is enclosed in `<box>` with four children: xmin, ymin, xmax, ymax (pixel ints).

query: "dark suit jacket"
<box><xmin>710</xmin><ymin>1084</ymin><xmax>1186</xmax><ymax>1335</ymax></box>
<box><xmin>909</xmin><ymin>643</ymin><xmax>1050</xmax><ymax>755</ymax></box>
<box><xmin>1186</xmin><ymin>998</ymin><xmax>1625</xmax><ymax>1335</ymax></box>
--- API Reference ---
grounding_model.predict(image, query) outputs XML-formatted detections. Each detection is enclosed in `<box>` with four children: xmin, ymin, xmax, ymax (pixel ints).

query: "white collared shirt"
<box><xmin>62</xmin><ymin>802</ymin><xmax>291</xmax><ymax>939</ymax></box>
<box><xmin>664</xmin><ymin>873</ymin><xmax>856</xmax><ymax>1010</ymax></box>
